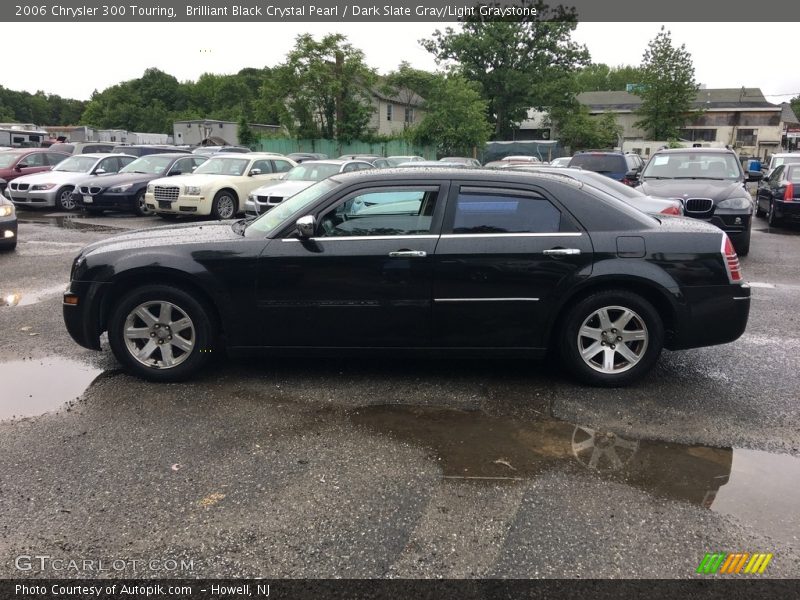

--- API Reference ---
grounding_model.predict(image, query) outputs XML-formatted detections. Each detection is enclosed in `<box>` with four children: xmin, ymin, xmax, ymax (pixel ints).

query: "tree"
<box><xmin>383</xmin><ymin>62</ymin><xmax>439</xmax><ymax>106</ymax></box>
<box><xmin>409</xmin><ymin>75</ymin><xmax>492</xmax><ymax>156</ymax></box>
<box><xmin>237</xmin><ymin>115</ymin><xmax>257</xmax><ymax>148</ymax></box>
<box><xmin>574</xmin><ymin>64</ymin><xmax>644</xmax><ymax>92</ymax></box>
<box><xmin>421</xmin><ymin>4</ymin><xmax>589</xmax><ymax>139</ymax></box>
<box><xmin>634</xmin><ymin>27</ymin><xmax>698</xmax><ymax>140</ymax></box>
<box><xmin>278</xmin><ymin>33</ymin><xmax>376</xmax><ymax>142</ymax></box>
<box><xmin>550</xmin><ymin>105</ymin><xmax>621</xmax><ymax>151</ymax></box>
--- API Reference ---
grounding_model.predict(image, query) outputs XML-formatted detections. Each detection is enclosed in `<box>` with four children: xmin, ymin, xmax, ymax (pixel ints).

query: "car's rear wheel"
<box><xmin>56</xmin><ymin>187</ymin><xmax>76</xmax><ymax>211</ymax></box>
<box><xmin>108</xmin><ymin>284</ymin><xmax>216</xmax><ymax>382</ymax></box>
<box><xmin>133</xmin><ymin>190</ymin><xmax>151</xmax><ymax>216</ymax></box>
<box><xmin>559</xmin><ymin>290</ymin><xmax>663</xmax><ymax>387</ymax></box>
<box><xmin>211</xmin><ymin>190</ymin><xmax>237</xmax><ymax>220</ymax></box>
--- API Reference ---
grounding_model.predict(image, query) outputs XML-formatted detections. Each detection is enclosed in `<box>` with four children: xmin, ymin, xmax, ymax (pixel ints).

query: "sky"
<box><xmin>2</xmin><ymin>22</ymin><xmax>799</xmax><ymax>105</ymax></box>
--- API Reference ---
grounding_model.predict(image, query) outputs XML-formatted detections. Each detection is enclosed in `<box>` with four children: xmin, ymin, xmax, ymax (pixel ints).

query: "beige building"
<box><xmin>577</xmin><ymin>88</ymin><xmax>799</xmax><ymax>160</ymax></box>
<box><xmin>368</xmin><ymin>88</ymin><xmax>425</xmax><ymax>136</ymax></box>
<box><xmin>173</xmin><ymin>119</ymin><xmax>282</xmax><ymax>147</ymax></box>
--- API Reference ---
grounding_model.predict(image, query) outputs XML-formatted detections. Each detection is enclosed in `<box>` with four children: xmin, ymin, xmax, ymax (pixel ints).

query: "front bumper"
<box><xmin>63</xmin><ymin>280</ymin><xmax>109</xmax><ymax>350</ymax></box>
<box><xmin>7</xmin><ymin>186</ymin><xmax>58</xmax><ymax>208</ymax></box>
<box><xmin>145</xmin><ymin>192</ymin><xmax>209</xmax><ymax>216</ymax></box>
<box><xmin>0</xmin><ymin>216</ymin><xmax>17</xmax><ymax>247</ymax></box>
<box><xmin>667</xmin><ymin>283</ymin><xmax>750</xmax><ymax>350</ymax></box>
<box><xmin>73</xmin><ymin>189</ymin><xmax>139</xmax><ymax>211</ymax></box>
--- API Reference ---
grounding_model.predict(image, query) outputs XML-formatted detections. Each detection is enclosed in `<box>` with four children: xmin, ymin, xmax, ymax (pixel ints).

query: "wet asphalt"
<box><xmin>0</xmin><ymin>209</ymin><xmax>798</xmax><ymax>579</ymax></box>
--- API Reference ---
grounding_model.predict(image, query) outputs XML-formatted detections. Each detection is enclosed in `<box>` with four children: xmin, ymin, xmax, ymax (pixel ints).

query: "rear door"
<box><xmin>432</xmin><ymin>182</ymin><xmax>593</xmax><ymax>349</ymax></box>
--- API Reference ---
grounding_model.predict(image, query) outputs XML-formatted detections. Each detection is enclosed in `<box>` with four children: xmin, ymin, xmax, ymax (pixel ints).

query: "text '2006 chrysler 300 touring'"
<box><xmin>63</xmin><ymin>169</ymin><xmax>751</xmax><ymax>387</ymax></box>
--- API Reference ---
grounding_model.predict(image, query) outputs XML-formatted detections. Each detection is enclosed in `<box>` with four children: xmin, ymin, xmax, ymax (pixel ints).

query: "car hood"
<box><xmin>251</xmin><ymin>179</ymin><xmax>315</xmax><ymax>197</ymax></box>
<box><xmin>80</xmin><ymin>220</ymin><xmax>242</xmax><ymax>258</ymax></box>
<box><xmin>149</xmin><ymin>173</ymin><xmax>231</xmax><ymax>187</ymax></box>
<box><xmin>74</xmin><ymin>172</ymin><xmax>155</xmax><ymax>188</ymax></box>
<box><xmin>639</xmin><ymin>179</ymin><xmax>746</xmax><ymax>201</ymax></box>
<box><xmin>14</xmin><ymin>170</ymin><xmax>98</xmax><ymax>185</ymax></box>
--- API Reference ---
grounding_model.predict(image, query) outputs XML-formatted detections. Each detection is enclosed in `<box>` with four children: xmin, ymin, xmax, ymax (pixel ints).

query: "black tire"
<box><xmin>767</xmin><ymin>201</ymin><xmax>780</xmax><ymax>227</ymax></box>
<box><xmin>559</xmin><ymin>290</ymin><xmax>664</xmax><ymax>387</ymax></box>
<box><xmin>108</xmin><ymin>284</ymin><xmax>217</xmax><ymax>382</ymax></box>
<box><xmin>132</xmin><ymin>190</ymin><xmax>151</xmax><ymax>216</ymax></box>
<box><xmin>211</xmin><ymin>190</ymin><xmax>238</xmax><ymax>220</ymax></box>
<box><xmin>755</xmin><ymin>198</ymin><xmax>766</xmax><ymax>218</ymax></box>
<box><xmin>735</xmin><ymin>226</ymin><xmax>751</xmax><ymax>257</ymax></box>
<box><xmin>56</xmin><ymin>186</ymin><xmax>77</xmax><ymax>211</ymax></box>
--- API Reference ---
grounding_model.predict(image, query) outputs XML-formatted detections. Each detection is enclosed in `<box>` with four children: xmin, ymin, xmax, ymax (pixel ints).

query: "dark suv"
<box><xmin>637</xmin><ymin>147</ymin><xmax>758</xmax><ymax>256</ymax></box>
<box><xmin>568</xmin><ymin>152</ymin><xmax>644</xmax><ymax>186</ymax></box>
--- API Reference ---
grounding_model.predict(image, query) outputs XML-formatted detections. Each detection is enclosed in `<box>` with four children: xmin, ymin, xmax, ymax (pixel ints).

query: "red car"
<box><xmin>0</xmin><ymin>148</ymin><xmax>70</xmax><ymax>184</ymax></box>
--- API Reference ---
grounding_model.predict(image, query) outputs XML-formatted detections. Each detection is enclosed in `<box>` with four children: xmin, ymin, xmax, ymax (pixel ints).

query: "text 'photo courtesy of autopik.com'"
<box><xmin>1</xmin><ymin>0</ymin><xmax>799</xmax><ymax>599</ymax></box>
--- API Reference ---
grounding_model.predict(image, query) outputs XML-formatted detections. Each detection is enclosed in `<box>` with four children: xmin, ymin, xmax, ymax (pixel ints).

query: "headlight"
<box><xmin>717</xmin><ymin>197</ymin><xmax>752</xmax><ymax>210</ymax></box>
<box><xmin>0</xmin><ymin>204</ymin><xmax>14</xmax><ymax>217</ymax></box>
<box><xmin>184</xmin><ymin>186</ymin><xmax>201</xmax><ymax>196</ymax></box>
<box><xmin>31</xmin><ymin>183</ymin><xmax>56</xmax><ymax>191</ymax></box>
<box><xmin>107</xmin><ymin>183</ymin><xmax>134</xmax><ymax>193</ymax></box>
<box><xmin>146</xmin><ymin>184</ymin><xmax>154</xmax><ymax>193</ymax></box>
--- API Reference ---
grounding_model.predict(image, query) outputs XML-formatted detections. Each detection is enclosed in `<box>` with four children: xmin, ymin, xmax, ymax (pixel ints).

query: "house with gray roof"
<box><xmin>368</xmin><ymin>87</ymin><xmax>425</xmax><ymax>136</ymax></box>
<box><xmin>577</xmin><ymin>88</ymin><xmax>796</xmax><ymax>159</ymax></box>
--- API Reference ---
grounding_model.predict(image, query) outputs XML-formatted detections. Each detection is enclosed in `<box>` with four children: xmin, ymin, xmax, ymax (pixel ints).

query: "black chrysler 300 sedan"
<box><xmin>63</xmin><ymin>169</ymin><xmax>751</xmax><ymax>386</ymax></box>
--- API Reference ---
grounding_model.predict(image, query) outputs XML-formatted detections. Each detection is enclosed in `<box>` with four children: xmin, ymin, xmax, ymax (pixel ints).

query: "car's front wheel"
<box><xmin>133</xmin><ymin>190</ymin><xmax>151</xmax><ymax>216</ymax></box>
<box><xmin>211</xmin><ymin>190</ymin><xmax>237</xmax><ymax>220</ymax></box>
<box><xmin>108</xmin><ymin>284</ymin><xmax>216</xmax><ymax>382</ymax></box>
<box><xmin>559</xmin><ymin>290</ymin><xmax>664</xmax><ymax>387</ymax></box>
<box><xmin>56</xmin><ymin>187</ymin><xmax>76</xmax><ymax>211</ymax></box>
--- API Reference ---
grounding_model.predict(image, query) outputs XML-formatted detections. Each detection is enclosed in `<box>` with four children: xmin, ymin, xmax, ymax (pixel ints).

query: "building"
<box><xmin>368</xmin><ymin>87</ymin><xmax>425</xmax><ymax>137</ymax></box>
<box><xmin>173</xmin><ymin>119</ymin><xmax>283</xmax><ymax>147</ymax></box>
<box><xmin>577</xmin><ymin>88</ymin><xmax>799</xmax><ymax>160</ymax></box>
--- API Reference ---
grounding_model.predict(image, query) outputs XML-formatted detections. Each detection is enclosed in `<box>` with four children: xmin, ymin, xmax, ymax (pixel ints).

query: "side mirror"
<box><xmin>296</xmin><ymin>215</ymin><xmax>316</xmax><ymax>238</ymax></box>
<box><xmin>16</xmin><ymin>164</ymin><xmax>26</xmax><ymax>171</ymax></box>
<box><xmin>249</xmin><ymin>168</ymin><xmax>261</xmax><ymax>176</ymax></box>
<box><xmin>747</xmin><ymin>172</ymin><xmax>763</xmax><ymax>182</ymax></box>
<box><xmin>94</xmin><ymin>168</ymin><xmax>106</xmax><ymax>175</ymax></box>
<box><xmin>625</xmin><ymin>169</ymin><xmax>639</xmax><ymax>181</ymax></box>
<box><xmin>168</xmin><ymin>170</ymin><xmax>181</xmax><ymax>176</ymax></box>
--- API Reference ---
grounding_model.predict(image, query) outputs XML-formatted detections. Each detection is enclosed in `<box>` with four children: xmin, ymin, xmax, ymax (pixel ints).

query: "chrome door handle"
<box><xmin>388</xmin><ymin>250</ymin><xmax>427</xmax><ymax>258</ymax></box>
<box><xmin>543</xmin><ymin>248</ymin><xmax>581</xmax><ymax>256</ymax></box>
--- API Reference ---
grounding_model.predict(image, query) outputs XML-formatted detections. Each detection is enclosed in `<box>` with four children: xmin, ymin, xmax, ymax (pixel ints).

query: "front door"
<box><xmin>256</xmin><ymin>183</ymin><xmax>448</xmax><ymax>348</ymax></box>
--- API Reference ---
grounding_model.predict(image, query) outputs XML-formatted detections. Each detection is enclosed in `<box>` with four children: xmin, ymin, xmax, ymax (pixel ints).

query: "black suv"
<box><xmin>568</xmin><ymin>152</ymin><xmax>644</xmax><ymax>186</ymax></box>
<box><xmin>637</xmin><ymin>148</ymin><xmax>758</xmax><ymax>255</ymax></box>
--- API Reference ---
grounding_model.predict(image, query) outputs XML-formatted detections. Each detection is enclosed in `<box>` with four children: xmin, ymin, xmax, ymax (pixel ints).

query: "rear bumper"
<box><xmin>667</xmin><ymin>283</ymin><xmax>750</xmax><ymax>350</ymax></box>
<box><xmin>774</xmin><ymin>200</ymin><xmax>800</xmax><ymax>223</ymax></box>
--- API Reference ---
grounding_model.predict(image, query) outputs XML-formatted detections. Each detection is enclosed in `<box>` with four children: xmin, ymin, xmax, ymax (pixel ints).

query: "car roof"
<box><xmin>653</xmin><ymin>147</ymin><xmax>736</xmax><ymax>155</ymax></box>
<box><xmin>130</xmin><ymin>152</ymin><xmax>195</xmax><ymax>159</ymax></box>
<box><xmin>328</xmin><ymin>167</ymin><xmax>584</xmax><ymax>188</ymax></box>
<box><xmin>72</xmin><ymin>152</ymin><xmax>135</xmax><ymax>159</ymax></box>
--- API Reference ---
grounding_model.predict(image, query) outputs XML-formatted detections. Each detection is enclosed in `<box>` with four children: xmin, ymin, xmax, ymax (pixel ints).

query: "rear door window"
<box><xmin>447</xmin><ymin>188</ymin><xmax>568</xmax><ymax>234</ymax></box>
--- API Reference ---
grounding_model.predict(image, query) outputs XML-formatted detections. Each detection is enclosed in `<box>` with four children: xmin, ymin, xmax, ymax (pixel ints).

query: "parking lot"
<box><xmin>1</xmin><ymin>208</ymin><xmax>799</xmax><ymax>578</ymax></box>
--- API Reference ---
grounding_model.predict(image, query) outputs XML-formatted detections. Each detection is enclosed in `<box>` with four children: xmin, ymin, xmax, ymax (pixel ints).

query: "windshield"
<box><xmin>0</xmin><ymin>152</ymin><xmax>24</xmax><ymax>168</ymax></box>
<box><xmin>245</xmin><ymin>179</ymin><xmax>341</xmax><ymax>237</ymax></box>
<box><xmin>772</xmin><ymin>156</ymin><xmax>800</xmax><ymax>169</ymax></box>
<box><xmin>580</xmin><ymin>183</ymin><xmax>660</xmax><ymax>226</ymax></box>
<box><xmin>285</xmin><ymin>163</ymin><xmax>340</xmax><ymax>181</ymax></box>
<box><xmin>193</xmin><ymin>156</ymin><xmax>249</xmax><ymax>176</ymax></box>
<box><xmin>120</xmin><ymin>155</ymin><xmax>174</xmax><ymax>174</ymax></box>
<box><xmin>642</xmin><ymin>152</ymin><xmax>742</xmax><ymax>179</ymax></box>
<box><xmin>54</xmin><ymin>155</ymin><xmax>97</xmax><ymax>172</ymax></box>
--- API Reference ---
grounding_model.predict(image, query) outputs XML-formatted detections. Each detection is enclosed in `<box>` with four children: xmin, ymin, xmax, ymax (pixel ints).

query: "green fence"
<box><xmin>254</xmin><ymin>137</ymin><xmax>436</xmax><ymax>159</ymax></box>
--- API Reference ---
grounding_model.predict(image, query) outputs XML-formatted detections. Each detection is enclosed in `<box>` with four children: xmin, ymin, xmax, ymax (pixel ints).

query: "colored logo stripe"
<box><xmin>697</xmin><ymin>553</ymin><xmax>773</xmax><ymax>574</ymax></box>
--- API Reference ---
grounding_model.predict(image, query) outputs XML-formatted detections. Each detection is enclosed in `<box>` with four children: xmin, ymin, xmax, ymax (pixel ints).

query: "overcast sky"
<box><xmin>3</xmin><ymin>22</ymin><xmax>799</xmax><ymax>105</ymax></box>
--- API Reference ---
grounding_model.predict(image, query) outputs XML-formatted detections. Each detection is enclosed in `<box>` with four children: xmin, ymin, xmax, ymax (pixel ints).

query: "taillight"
<box><xmin>722</xmin><ymin>234</ymin><xmax>743</xmax><ymax>283</ymax></box>
<box><xmin>784</xmin><ymin>182</ymin><xmax>794</xmax><ymax>202</ymax></box>
<box><xmin>660</xmin><ymin>205</ymin><xmax>682</xmax><ymax>215</ymax></box>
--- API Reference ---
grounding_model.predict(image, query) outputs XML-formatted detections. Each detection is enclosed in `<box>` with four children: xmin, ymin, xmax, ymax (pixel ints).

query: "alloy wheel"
<box><xmin>576</xmin><ymin>305</ymin><xmax>648</xmax><ymax>374</ymax></box>
<box><xmin>123</xmin><ymin>300</ymin><xmax>195</xmax><ymax>369</ymax></box>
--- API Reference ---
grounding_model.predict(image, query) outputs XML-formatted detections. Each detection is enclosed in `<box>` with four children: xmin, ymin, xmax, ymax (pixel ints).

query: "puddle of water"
<box><xmin>2</xmin><ymin>283</ymin><xmax>68</xmax><ymax>307</ymax></box>
<box><xmin>351</xmin><ymin>405</ymin><xmax>800</xmax><ymax>543</ymax></box>
<box><xmin>18</xmin><ymin>215</ymin><xmax>120</xmax><ymax>233</ymax></box>
<box><xmin>0</xmin><ymin>357</ymin><xmax>102</xmax><ymax>420</ymax></box>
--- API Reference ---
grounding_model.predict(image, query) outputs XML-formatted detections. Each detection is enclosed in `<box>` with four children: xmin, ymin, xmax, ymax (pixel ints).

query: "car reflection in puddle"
<box><xmin>17</xmin><ymin>214</ymin><xmax>120</xmax><ymax>233</ymax></box>
<box><xmin>351</xmin><ymin>405</ymin><xmax>800</xmax><ymax>544</ymax></box>
<box><xmin>0</xmin><ymin>357</ymin><xmax>103</xmax><ymax>421</ymax></box>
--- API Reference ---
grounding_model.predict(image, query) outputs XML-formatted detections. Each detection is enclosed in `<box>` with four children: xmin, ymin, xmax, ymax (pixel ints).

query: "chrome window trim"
<box><xmin>282</xmin><ymin>235</ymin><xmax>439</xmax><ymax>242</ymax></box>
<box><xmin>440</xmin><ymin>232</ymin><xmax>583</xmax><ymax>239</ymax></box>
<box><xmin>434</xmin><ymin>297</ymin><xmax>540</xmax><ymax>303</ymax></box>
